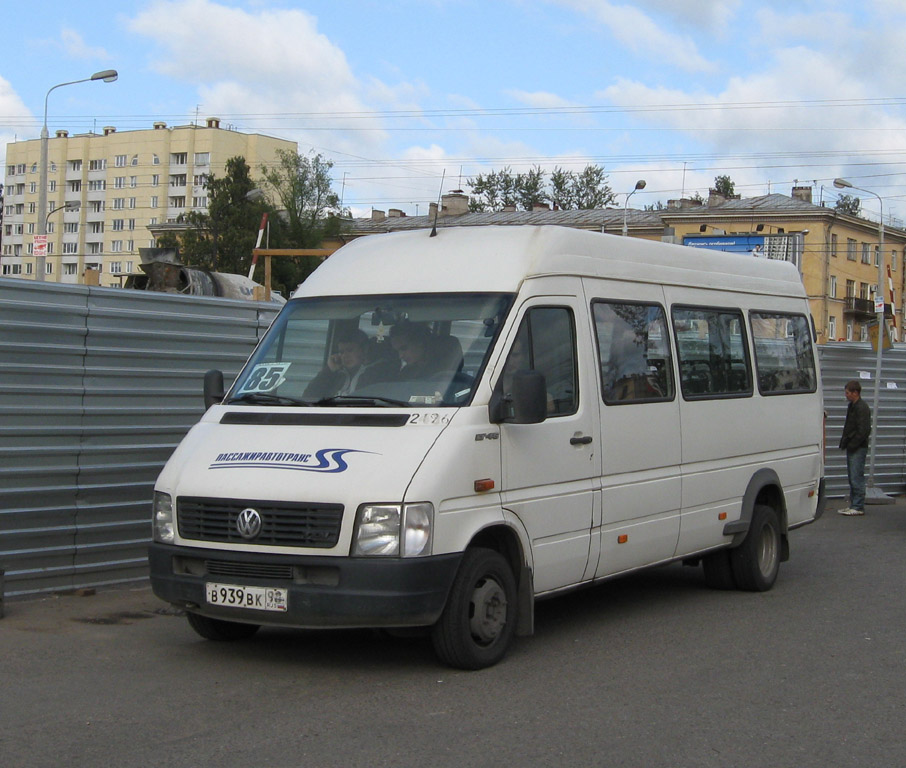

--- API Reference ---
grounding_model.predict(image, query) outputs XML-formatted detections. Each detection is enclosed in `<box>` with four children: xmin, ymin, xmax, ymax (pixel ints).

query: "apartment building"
<box><xmin>2</xmin><ymin>118</ymin><xmax>295</xmax><ymax>287</ymax></box>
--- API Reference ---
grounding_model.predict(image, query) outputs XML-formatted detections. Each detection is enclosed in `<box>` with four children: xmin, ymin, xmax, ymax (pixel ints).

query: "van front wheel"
<box><xmin>431</xmin><ymin>548</ymin><xmax>518</xmax><ymax>670</ymax></box>
<box><xmin>729</xmin><ymin>504</ymin><xmax>781</xmax><ymax>592</ymax></box>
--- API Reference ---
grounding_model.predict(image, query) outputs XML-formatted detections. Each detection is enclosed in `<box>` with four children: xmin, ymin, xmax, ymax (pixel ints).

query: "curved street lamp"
<box><xmin>622</xmin><ymin>179</ymin><xmax>646</xmax><ymax>236</ymax></box>
<box><xmin>36</xmin><ymin>70</ymin><xmax>118</xmax><ymax>281</ymax></box>
<box><xmin>833</xmin><ymin>177</ymin><xmax>890</xmax><ymax>503</ymax></box>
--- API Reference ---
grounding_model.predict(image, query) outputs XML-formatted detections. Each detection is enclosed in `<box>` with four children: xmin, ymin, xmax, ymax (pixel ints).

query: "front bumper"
<box><xmin>149</xmin><ymin>543</ymin><xmax>462</xmax><ymax>628</ymax></box>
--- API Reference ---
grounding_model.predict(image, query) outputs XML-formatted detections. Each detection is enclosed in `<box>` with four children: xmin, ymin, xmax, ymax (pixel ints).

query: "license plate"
<box><xmin>205</xmin><ymin>582</ymin><xmax>288</xmax><ymax>612</ymax></box>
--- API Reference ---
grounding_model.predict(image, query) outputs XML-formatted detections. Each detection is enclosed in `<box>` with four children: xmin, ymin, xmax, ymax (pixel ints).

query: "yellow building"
<box><xmin>2</xmin><ymin>118</ymin><xmax>295</xmax><ymax>288</ymax></box>
<box><xmin>344</xmin><ymin>186</ymin><xmax>906</xmax><ymax>344</ymax></box>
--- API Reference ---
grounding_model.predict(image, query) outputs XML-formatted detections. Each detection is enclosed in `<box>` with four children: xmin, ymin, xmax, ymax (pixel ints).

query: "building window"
<box><xmin>111</xmin><ymin>240</ymin><xmax>123</xmax><ymax>252</ymax></box>
<box><xmin>68</xmin><ymin>180</ymin><xmax>81</xmax><ymax>192</ymax></box>
<box><xmin>88</xmin><ymin>179</ymin><xmax>106</xmax><ymax>191</ymax></box>
<box><xmin>87</xmin><ymin>242</ymin><xmax>101</xmax><ymax>255</ymax></box>
<box><xmin>28</xmin><ymin>202</ymin><xmax>36</xmax><ymax>214</ymax></box>
<box><xmin>64</xmin><ymin>222</ymin><xmax>79</xmax><ymax>233</ymax></box>
<box><xmin>29</xmin><ymin>182</ymin><xmax>36</xmax><ymax>193</ymax></box>
<box><xmin>89</xmin><ymin>200</ymin><xmax>105</xmax><ymax>213</ymax></box>
<box><xmin>861</xmin><ymin>242</ymin><xmax>871</xmax><ymax>264</ymax></box>
<box><xmin>892</xmin><ymin>250</ymin><xmax>898</xmax><ymax>271</ymax></box>
<box><xmin>131</xmin><ymin>155</ymin><xmax>139</xmax><ymax>166</ymax></box>
<box><xmin>128</xmin><ymin>219</ymin><xmax>136</xmax><ymax>230</ymax></box>
<box><xmin>112</xmin><ymin>219</ymin><xmax>124</xmax><ymax>231</ymax></box>
<box><xmin>845</xmin><ymin>280</ymin><xmax>855</xmax><ymax>298</ymax></box>
<box><xmin>63</xmin><ymin>242</ymin><xmax>78</xmax><ymax>254</ymax></box>
<box><xmin>130</xmin><ymin>176</ymin><xmax>137</xmax><ymax>188</ymax></box>
<box><xmin>89</xmin><ymin>159</ymin><xmax>106</xmax><ymax>171</ymax></box>
<box><xmin>830</xmin><ymin>234</ymin><xmax>838</xmax><ymax>258</ymax></box>
<box><xmin>152</xmin><ymin>154</ymin><xmax>160</xmax><ymax>165</ymax></box>
<box><xmin>150</xmin><ymin>197</ymin><xmax>158</xmax><ymax>209</ymax></box>
<box><xmin>129</xmin><ymin>198</ymin><xmax>136</xmax><ymax>209</ymax></box>
<box><xmin>114</xmin><ymin>176</ymin><xmax>126</xmax><ymax>188</ymax></box>
<box><xmin>193</xmin><ymin>197</ymin><xmax>208</xmax><ymax>208</ymax></box>
<box><xmin>64</xmin><ymin>264</ymin><xmax>77</xmax><ymax>276</ymax></box>
<box><xmin>25</xmin><ymin>261</ymin><xmax>33</xmax><ymax>273</ymax></box>
<box><xmin>847</xmin><ymin>239</ymin><xmax>857</xmax><ymax>261</ymax></box>
<box><xmin>169</xmin><ymin>196</ymin><xmax>186</xmax><ymax>208</ymax></box>
<box><xmin>170</xmin><ymin>152</ymin><xmax>188</xmax><ymax>165</ymax></box>
<box><xmin>193</xmin><ymin>174</ymin><xmax>208</xmax><ymax>186</ymax></box>
<box><xmin>113</xmin><ymin>198</ymin><xmax>125</xmax><ymax>210</ymax></box>
<box><xmin>49</xmin><ymin>180</ymin><xmax>56</xmax><ymax>192</ymax></box>
<box><xmin>69</xmin><ymin>160</ymin><xmax>82</xmax><ymax>171</ymax></box>
<box><xmin>89</xmin><ymin>222</ymin><xmax>104</xmax><ymax>234</ymax></box>
<box><xmin>115</xmin><ymin>154</ymin><xmax>127</xmax><ymax>167</ymax></box>
<box><xmin>194</xmin><ymin>152</ymin><xmax>210</xmax><ymax>166</ymax></box>
<box><xmin>110</xmin><ymin>261</ymin><xmax>122</xmax><ymax>274</ymax></box>
<box><xmin>860</xmin><ymin>282</ymin><xmax>870</xmax><ymax>300</ymax></box>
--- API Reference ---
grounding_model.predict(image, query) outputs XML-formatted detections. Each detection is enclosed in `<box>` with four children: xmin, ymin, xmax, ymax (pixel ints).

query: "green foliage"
<box><xmin>713</xmin><ymin>175</ymin><xmax>736</xmax><ymax>197</ymax></box>
<box><xmin>835</xmin><ymin>194</ymin><xmax>861</xmax><ymax>216</ymax></box>
<box><xmin>467</xmin><ymin>164</ymin><xmax>614</xmax><ymax>211</ymax></box>
<box><xmin>175</xmin><ymin>156</ymin><xmax>266</xmax><ymax>276</ymax></box>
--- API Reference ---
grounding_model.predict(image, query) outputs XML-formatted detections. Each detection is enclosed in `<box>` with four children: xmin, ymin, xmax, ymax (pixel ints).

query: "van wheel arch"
<box><xmin>727</xmin><ymin>469</ymin><xmax>788</xmax><ymax>549</ymax></box>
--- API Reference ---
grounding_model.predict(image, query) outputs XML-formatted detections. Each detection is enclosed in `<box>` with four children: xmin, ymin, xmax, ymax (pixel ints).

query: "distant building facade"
<box><xmin>2</xmin><ymin>118</ymin><xmax>295</xmax><ymax>288</ymax></box>
<box><xmin>339</xmin><ymin>186</ymin><xmax>906</xmax><ymax>344</ymax></box>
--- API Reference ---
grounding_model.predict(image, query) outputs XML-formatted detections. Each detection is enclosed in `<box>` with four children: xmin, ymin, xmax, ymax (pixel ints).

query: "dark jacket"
<box><xmin>839</xmin><ymin>397</ymin><xmax>871</xmax><ymax>451</ymax></box>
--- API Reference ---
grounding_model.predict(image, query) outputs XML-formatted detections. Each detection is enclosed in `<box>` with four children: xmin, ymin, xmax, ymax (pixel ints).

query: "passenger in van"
<box><xmin>390</xmin><ymin>321</ymin><xmax>438</xmax><ymax>380</ymax></box>
<box><xmin>303</xmin><ymin>329</ymin><xmax>395</xmax><ymax>398</ymax></box>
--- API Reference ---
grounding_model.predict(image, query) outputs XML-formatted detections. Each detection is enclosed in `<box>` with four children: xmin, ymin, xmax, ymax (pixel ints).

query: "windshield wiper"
<box><xmin>227</xmin><ymin>392</ymin><xmax>314</xmax><ymax>406</ymax></box>
<box><xmin>316</xmin><ymin>395</ymin><xmax>411</xmax><ymax>408</ymax></box>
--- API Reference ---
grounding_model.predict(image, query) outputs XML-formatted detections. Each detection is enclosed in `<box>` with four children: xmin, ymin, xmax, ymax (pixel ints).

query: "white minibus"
<box><xmin>150</xmin><ymin>225</ymin><xmax>826</xmax><ymax>669</ymax></box>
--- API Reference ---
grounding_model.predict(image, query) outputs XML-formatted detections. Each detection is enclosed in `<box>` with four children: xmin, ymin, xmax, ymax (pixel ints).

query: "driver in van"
<box><xmin>303</xmin><ymin>329</ymin><xmax>392</xmax><ymax>398</ymax></box>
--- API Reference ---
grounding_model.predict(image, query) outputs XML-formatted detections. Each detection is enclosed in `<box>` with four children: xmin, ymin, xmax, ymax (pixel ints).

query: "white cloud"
<box><xmin>550</xmin><ymin>0</ymin><xmax>716</xmax><ymax>72</ymax></box>
<box><xmin>506</xmin><ymin>90</ymin><xmax>578</xmax><ymax>110</ymax></box>
<box><xmin>0</xmin><ymin>75</ymin><xmax>33</xmax><ymax>169</ymax></box>
<box><xmin>60</xmin><ymin>28</ymin><xmax>110</xmax><ymax>60</ymax></box>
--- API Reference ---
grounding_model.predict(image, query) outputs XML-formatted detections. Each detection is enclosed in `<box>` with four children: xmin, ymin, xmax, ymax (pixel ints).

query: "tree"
<box><xmin>835</xmin><ymin>194</ymin><xmax>861</xmax><ymax>216</ymax></box>
<box><xmin>159</xmin><ymin>156</ymin><xmax>267</xmax><ymax>276</ymax></box>
<box><xmin>467</xmin><ymin>164</ymin><xmax>614</xmax><ymax>211</ymax></box>
<box><xmin>713</xmin><ymin>174</ymin><xmax>736</xmax><ymax>197</ymax></box>
<box><xmin>259</xmin><ymin>149</ymin><xmax>345</xmax><ymax>291</ymax></box>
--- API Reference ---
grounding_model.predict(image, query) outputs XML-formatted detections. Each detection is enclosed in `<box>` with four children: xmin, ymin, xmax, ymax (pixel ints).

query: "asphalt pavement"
<box><xmin>1</xmin><ymin>497</ymin><xmax>904</xmax><ymax>768</ymax></box>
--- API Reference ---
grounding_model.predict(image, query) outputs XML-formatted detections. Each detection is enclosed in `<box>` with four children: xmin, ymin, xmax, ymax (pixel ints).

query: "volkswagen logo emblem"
<box><xmin>236</xmin><ymin>508</ymin><xmax>262</xmax><ymax>540</ymax></box>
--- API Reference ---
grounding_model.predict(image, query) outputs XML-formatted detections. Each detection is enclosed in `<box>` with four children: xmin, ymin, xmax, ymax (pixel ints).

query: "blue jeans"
<box><xmin>846</xmin><ymin>446</ymin><xmax>868</xmax><ymax>511</ymax></box>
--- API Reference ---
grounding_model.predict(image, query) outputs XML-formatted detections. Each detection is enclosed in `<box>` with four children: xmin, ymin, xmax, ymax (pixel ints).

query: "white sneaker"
<box><xmin>838</xmin><ymin>507</ymin><xmax>865</xmax><ymax>516</ymax></box>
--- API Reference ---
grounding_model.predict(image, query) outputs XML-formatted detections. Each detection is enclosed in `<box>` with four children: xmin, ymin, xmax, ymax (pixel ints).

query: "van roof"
<box><xmin>294</xmin><ymin>225</ymin><xmax>806</xmax><ymax>299</ymax></box>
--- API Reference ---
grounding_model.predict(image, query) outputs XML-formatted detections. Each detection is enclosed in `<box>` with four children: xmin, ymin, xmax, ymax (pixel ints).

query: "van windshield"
<box><xmin>227</xmin><ymin>293</ymin><xmax>514</xmax><ymax>408</ymax></box>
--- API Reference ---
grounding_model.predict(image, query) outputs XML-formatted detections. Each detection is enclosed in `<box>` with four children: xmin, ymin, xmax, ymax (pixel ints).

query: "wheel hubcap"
<box><xmin>469</xmin><ymin>577</ymin><xmax>507</xmax><ymax>644</ymax></box>
<box><xmin>757</xmin><ymin>523</ymin><xmax>777</xmax><ymax>577</ymax></box>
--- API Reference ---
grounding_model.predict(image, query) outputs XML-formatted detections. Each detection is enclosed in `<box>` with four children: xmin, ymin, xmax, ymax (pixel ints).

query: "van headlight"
<box><xmin>352</xmin><ymin>503</ymin><xmax>433</xmax><ymax>557</ymax></box>
<box><xmin>153</xmin><ymin>491</ymin><xmax>175</xmax><ymax>543</ymax></box>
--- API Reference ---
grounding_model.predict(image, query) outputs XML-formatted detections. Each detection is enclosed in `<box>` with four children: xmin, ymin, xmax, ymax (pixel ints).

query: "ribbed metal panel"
<box><xmin>0</xmin><ymin>278</ymin><xmax>278</xmax><ymax>596</ymax></box>
<box><xmin>818</xmin><ymin>342</ymin><xmax>906</xmax><ymax>498</ymax></box>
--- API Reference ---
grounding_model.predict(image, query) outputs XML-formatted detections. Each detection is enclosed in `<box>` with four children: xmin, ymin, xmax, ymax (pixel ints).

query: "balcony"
<box><xmin>844</xmin><ymin>296</ymin><xmax>893</xmax><ymax>319</ymax></box>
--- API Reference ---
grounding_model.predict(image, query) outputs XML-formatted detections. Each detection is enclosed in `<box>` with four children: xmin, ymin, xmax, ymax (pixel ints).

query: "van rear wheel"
<box><xmin>729</xmin><ymin>504</ymin><xmax>781</xmax><ymax>592</ymax></box>
<box><xmin>431</xmin><ymin>548</ymin><xmax>517</xmax><ymax>670</ymax></box>
<box><xmin>186</xmin><ymin>612</ymin><xmax>260</xmax><ymax>641</ymax></box>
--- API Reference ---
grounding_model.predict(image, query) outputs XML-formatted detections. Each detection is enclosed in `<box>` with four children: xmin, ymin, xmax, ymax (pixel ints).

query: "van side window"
<box><xmin>750</xmin><ymin>312</ymin><xmax>818</xmax><ymax>394</ymax></box>
<box><xmin>593</xmin><ymin>300</ymin><xmax>674</xmax><ymax>404</ymax></box>
<box><xmin>673</xmin><ymin>307</ymin><xmax>752</xmax><ymax>399</ymax></box>
<box><xmin>503</xmin><ymin>307</ymin><xmax>578</xmax><ymax>417</ymax></box>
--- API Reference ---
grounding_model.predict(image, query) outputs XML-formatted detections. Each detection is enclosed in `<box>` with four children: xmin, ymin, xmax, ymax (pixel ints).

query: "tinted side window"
<box><xmin>750</xmin><ymin>312</ymin><xmax>818</xmax><ymax>394</ymax></box>
<box><xmin>672</xmin><ymin>307</ymin><xmax>752</xmax><ymax>399</ymax></box>
<box><xmin>501</xmin><ymin>307</ymin><xmax>578</xmax><ymax>417</ymax></box>
<box><xmin>593</xmin><ymin>300</ymin><xmax>674</xmax><ymax>404</ymax></box>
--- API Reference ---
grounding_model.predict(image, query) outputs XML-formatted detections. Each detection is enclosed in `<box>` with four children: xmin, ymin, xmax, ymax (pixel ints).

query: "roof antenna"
<box><xmin>430</xmin><ymin>170</ymin><xmax>446</xmax><ymax>238</ymax></box>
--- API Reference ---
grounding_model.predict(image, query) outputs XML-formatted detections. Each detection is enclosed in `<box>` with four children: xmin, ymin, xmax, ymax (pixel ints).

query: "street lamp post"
<box><xmin>833</xmin><ymin>177</ymin><xmax>891</xmax><ymax>503</ymax></box>
<box><xmin>622</xmin><ymin>179</ymin><xmax>646</xmax><ymax>236</ymax></box>
<box><xmin>37</xmin><ymin>70</ymin><xmax>117</xmax><ymax>282</ymax></box>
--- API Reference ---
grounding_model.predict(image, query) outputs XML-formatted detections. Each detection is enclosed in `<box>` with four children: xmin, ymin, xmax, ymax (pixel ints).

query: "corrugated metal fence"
<box><xmin>0</xmin><ymin>279</ymin><xmax>278</xmax><ymax>597</ymax></box>
<box><xmin>2</xmin><ymin>280</ymin><xmax>904</xmax><ymax>597</ymax></box>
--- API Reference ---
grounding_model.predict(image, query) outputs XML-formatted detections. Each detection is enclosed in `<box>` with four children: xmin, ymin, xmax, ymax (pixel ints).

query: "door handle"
<box><xmin>570</xmin><ymin>435</ymin><xmax>593</xmax><ymax>445</ymax></box>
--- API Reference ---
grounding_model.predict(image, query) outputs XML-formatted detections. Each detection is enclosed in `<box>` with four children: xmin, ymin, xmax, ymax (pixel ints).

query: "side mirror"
<box><xmin>203</xmin><ymin>369</ymin><xmax>225</xmax><ymax>409</ymax></box>
<box><xmin>489</xmin><ymin>369</ymin><xmax>547</xmax><ymax>424</ymax></box>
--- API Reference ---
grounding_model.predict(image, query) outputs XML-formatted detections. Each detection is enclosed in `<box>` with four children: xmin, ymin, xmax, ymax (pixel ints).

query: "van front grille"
<box><xmin>178</xmin><ymin>497</ymin><xmax>343</xmax><ymax>548</ymax></box>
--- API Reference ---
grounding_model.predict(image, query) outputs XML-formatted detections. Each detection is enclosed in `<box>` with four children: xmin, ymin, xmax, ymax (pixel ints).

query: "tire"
<box><xmin>186</xmin><ymin>612</ymin><xmax>261</xmax><ymax>641</ymax></box>
<box><xmin>431</xmin><ymin>548</ymin><xmax>518</xmax><ymax>670</ymax></box>
<box><xmin>702</xmin><ymin>549</ymin><xmax>737</xmax><ymax>590</ymax></box>
<box><xmin>729</xmin><ymin>504</ymin><xmax>781</xmax><ymax>592</ymax></box>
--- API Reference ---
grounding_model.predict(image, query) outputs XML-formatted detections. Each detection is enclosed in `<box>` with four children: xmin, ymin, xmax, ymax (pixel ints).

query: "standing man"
<box><xmin>838</xmin><ymin>379</ymin><xmax>872</xmax><ymax>516</ymax></box>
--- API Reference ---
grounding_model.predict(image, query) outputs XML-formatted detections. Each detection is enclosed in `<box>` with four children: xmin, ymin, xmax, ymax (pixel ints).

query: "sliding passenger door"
<box><xmin>588</xmin><ymin>283</ymin><xmax>682</xmax><ymax>577</ymax></box>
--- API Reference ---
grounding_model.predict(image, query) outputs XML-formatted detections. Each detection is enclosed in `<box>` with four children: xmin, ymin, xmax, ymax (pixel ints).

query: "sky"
<box><xmin>4</xmin><ymin>0</ymin><xmax>906</xmax><ymax>224</ymax></box>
